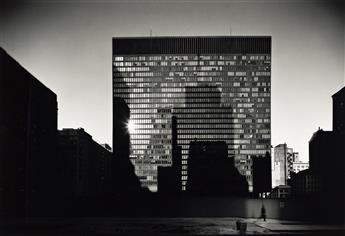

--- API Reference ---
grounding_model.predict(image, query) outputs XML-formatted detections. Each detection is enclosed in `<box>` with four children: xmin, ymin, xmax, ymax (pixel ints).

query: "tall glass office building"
<box><xmin>113</xmin><ymin>37</ymin><xmax>271</xmax><ymax>192</ymax></box>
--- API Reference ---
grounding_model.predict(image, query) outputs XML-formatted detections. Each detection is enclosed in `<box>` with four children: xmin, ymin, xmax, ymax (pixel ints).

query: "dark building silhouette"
<box><xmin>112</xmin><ymin>97</ymin><xmax>142</xmax><ymax>194</ymax></box>
<box><xmin>332</xmin><ymin>87</ymin><xmax>345</xmax><ymax>135</ymax></box>
<box><xmin>331</xmin><ymin>87</ymin><xmax>345</xmax><ymax>196</ymax></box>
<box><xmin>309</xmin><ymin>129</ymin><xmax>336</xmax><ymax>174</ymax></box>
<box><xmin>158</xmin><ymin>85</ymin><xmax>251</xmax><ymax>195</ymax></box>
<box><xmin>0</xmin><ymin>48</ymin><xmax>58</xmax><ymax>216</ymax></box>
<box><xmin>307</xmin><ymin>91</ymin><xmax>344</xmax><ymax>199</ymax></box>
<box><xmin>289</xmin><ymin>169</ymin><xmax>322</xmax><ymax>197</ymax></box>
<box><xmin>186</xmin><ymin>141</ymin><xmax>248</xmax><ymax>196</ymax></box>
<box><xmin>158</xmin><ymin>116</ymin><xmax>182</xmax><ymax>193</ymax></box>
<box><xmin>99</xmin><ymin>143</ymin><xmax>113</xmax><ymax>194</ymax></box>
<box><xmin>289</xmin><ymin>87</ymin><xmax>345</xmax><ymax>221</ymax></box>
<box><xmin>113</xmin><ymin>36</ymin><xmax>272</xmax><ymax>192</ymax></box>
<box><xmin>331</xmin><ymin>87</ymin><xmax>345</xmax><ymax>192</ymax></box>
<box><xmin>113</xmin><ymin>97</ymin><xmax>130</xmax><ymax>161</ymax></box>
<box><xmin>306</xmin><ymin>88</ymin><xmax>345</xmax><ymax>198</ymax></box>
<box><xmin>179</xmin><ymin>85</ymin><xmax>237</xmax><ymax>189</ymax></box>
<box><xmin>309</xmin><ymin>132</ymin><xmax>344</xmax><ymax>197</ymax></box>
<box><xmin>57</xmin><ymin>128</ymin><xmax>112</xmax><ymax>198</ymax></box>
<box><xmin>269</xmin><ymin>185</ymin><xmax>291</xmax><ymax>199</ymax></box>
<box><xmin>252</xmin><ymin>152</ymin><xmax>271</xmax><ymax>197</ymax></box>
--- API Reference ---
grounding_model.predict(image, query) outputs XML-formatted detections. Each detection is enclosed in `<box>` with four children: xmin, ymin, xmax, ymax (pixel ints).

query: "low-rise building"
<box><xmin>269</xmin><ymin>185</ymin><xmax>291</xmax><ymax>199</ymax></box>
<box><xmin>289</xmin><ymin>169</ymin><xmax>322</xmax><ymax>197</ymax></box>
<box><xmin>186</xmin><ymin>141</ymin><xmax>248</xmax><ymax>196</ymax></box>
<box><xmin>292</xmin><ymin>161</ymin><xmax>309</xmax><ymax>174</ymax></box>
<box><xmin>58</xmin><ymin>128</ymin><xmax>113</xmax><ymax>198</ymax></box>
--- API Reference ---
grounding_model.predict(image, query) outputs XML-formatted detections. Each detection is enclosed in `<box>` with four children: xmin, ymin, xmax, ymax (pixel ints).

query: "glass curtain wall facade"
<box><xmin>113</xmin><ymin>37</ymin><xmax>271</xmax><ymax>192</ymax></box>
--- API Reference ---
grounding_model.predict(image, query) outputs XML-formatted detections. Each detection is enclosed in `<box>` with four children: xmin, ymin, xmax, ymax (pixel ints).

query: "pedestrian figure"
<box><xmin>261</xmin><ymin>204</ymin><xmax>266</xmax><ymax>221</ymax></box>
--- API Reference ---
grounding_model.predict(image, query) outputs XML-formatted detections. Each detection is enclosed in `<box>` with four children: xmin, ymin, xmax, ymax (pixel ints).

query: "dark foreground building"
<box><xmin>186</xmin><ymin>141</ymin><xmax>248</xmax><ymax>196</ymax></box>
<box><xmin>112</xmin><ymin>97</ymin><xmax>143</xmax><ymax>194</ymax></box>
<box><xmin>289</xmin><ymin>86</ymin><xmax>345</xmax><ymax>222</ymax></box>
<box><xmin>157</xmin><ymin>116</ymin><xmax>182</xmax><ymax>193</ymax></box>
<box><xmin>0</xmin><ymin>48</ymin><xmax>58</xmax><ymax>216</ymax></box>
<box><xmin>252</xmin><ymin>152</ymin><xmax>271</xmax><ymax>197</ymax></box>
<box><xmin>332</xmin><ymin>87</ymin><xmax>345</xmax><ymax>135</ymax></box>
<box><xmin>308</xmin><ymin>87</ymin><xmax>344</xmax><ymax>198</ymax></box>
<box><xmin>113</xmin><ymin>36</ymin><xmax>272</xmax><ymax>192</ymax></box>
<box><xmin>58</xmin><ymin>128</ymin><xmax>113</xmax><ymax>198</ymax></box>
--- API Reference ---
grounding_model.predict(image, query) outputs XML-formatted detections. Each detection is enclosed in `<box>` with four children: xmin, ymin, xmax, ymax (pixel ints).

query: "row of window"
<box><xmin>130</xmin><ymin>112</ymin><xmax>271</xmax><ymax>119</ymax></box>
<box><xmin>125</xmin><ymin>88</ymin><xmax>265</xmax><ymax>96</ymax></box>
<box><xmin>129</xmin><ymin>109</ymin><xmax>270</xmax><ymax>117</ymax></box>
<box><xmin>117</xmin><ymin>92</ymin><xmax>271</xmax><ymax>101</ymax></box>
<box><xmin>130</xmin><ymin>137</ymin><xmax>270</xmax><ymax>145</ymax></box>
<box><xmin>239</xmin><ymin>149</ymin><xmax>268</xmax><ymax>155</ymax></box>
<box><xmin>128</xmin><ymin>122</ymin><xmax>269</xmax><ymax>130</ymax></box>
<box><xmin>114</xmin><ymin>59</ymin><xmax>269</xmax><ymax>67</ymax></box>
<box><xmin>114</xmin><ymin>75</ymin><xmax>270</xmax><ymax>83</ymax></box>
<box><xmin>129</xmin><ymin>114</ymin><xmax>269</xmax><ymax>122</ymax></box>
<box><xmin>114</xmin><ymin>69</ymin><xmax>270</xmax><ymax>76</ymax></box>
<box><xmin>129</xmin><ymin>124</ymin><xmax>269</xmax><ymax>131</ymax></box>
<box><xmin>114</xmin><ymin>55</ymin><xmax>271</xmax><ymax>62</ymax></box>
<box><xmin>176</xmin><ymin>123</ymin><xmax>266</xmax><ymax>129</ymax></box>
<box><xmin>116</xmin><ymin>89</ymin><xmax>270</xmax><ymax>97</ymax></box>
<box><xmin>176</xmin><ymin>119</ymin><xmax>270</xmax><ymax>124</ymax></box>
<box><xmin>130</xmin><ymin>143</ymin><xmax>270</xmax><ymax>151</ymax></box>
<box><xmin>124</xmin><ymin>97</ymin><xmax>269</xmax><ymax>104</ymax></box>
<box><xmin>126</xmin><ymin>65</ymin><xmax>269</xmax><ymax>73</ymax></box>
<box><xmin>128</xmin><ymin>103</ymin><xmax>266</xmax><ymax>109</ymax></box>
<box><xmin>128</xmin><ymin>97</ymin><xmax>270</xmax><ymax>106</ymax></box>
<box><xmin>133</xmin><ymin>150</ymin><xmax>171</xmax><ymax>155</ymax></box>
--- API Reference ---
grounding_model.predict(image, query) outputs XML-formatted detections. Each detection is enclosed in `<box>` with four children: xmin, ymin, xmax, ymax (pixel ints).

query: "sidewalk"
<box><xmin>0</xmin><ymin>217</ymin><xmax>344</xmax><ymax>235</ymax></box>
<box><xmin>254</xmin><ymin>218</ymin><xmax>345</xmax><ymax>234</ymax></box>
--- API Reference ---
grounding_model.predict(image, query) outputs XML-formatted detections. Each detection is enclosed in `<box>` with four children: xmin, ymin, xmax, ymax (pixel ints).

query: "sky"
<box><xmin>1</xmin><ymin>0</ymin><xmax>344</xmax><ymax>162</ymax></box>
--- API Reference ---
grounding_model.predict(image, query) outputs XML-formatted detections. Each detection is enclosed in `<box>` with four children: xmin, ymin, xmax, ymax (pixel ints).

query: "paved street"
<box><xmin>0</xmin><ymin>217</ymin><xmax>344</xmax><ymax>235</ymax></box>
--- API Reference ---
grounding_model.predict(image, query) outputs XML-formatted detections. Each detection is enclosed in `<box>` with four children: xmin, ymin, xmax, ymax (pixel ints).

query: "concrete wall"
<box><xmin>75</xmin><ymin>195</ymin><xmax>327</xmax><ymax>221</ymax></box>
<box><xmin>149</xmin><ymin>196</ymin><xmax>311</xmax><ymax>220</ymax></box>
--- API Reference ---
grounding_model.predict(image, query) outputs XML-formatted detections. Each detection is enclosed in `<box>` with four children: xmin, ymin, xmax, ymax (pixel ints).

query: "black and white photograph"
<box><xmin>0</xmin><ymin>0</ymin><xmax>344</xmax><ymax>235</ymax></box>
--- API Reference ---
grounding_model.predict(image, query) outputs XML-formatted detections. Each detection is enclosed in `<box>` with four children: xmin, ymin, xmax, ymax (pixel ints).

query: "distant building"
<box><xmin>272</xmin><ymin>144</ymin><xmax>294</xmax><ymax>188</ymax></box>
<box><xmin>292</xmin><ymin>152</ymin><xmax>299</xmax><ymax>162</ymax></box>
<box><xmin>270</xmin><ymin>185</ymin><xmax>291</xmax><ymax>199</ymax></box>
<box><xmin>57</xmin><ymin>128</ymin><xmax>113</xmax><ymax>198</ymax></box>
<box><xmin>113</xmin><ymin>36</ymin><xmax>272</xmax><ymax>192</ymax></box>
<box><xmin>292</xmin><ymin>161</ymin><xmax>309</xmax><ymax>174</ymax></box>
<box><xmin>0</xmin><ymin>48</ymin><xmax>58</xmax><ymax>216</ymax></box>
<box><xmin>186</xmin><ymin>141</ymin><xmax>248</xmax><ymax>196</ymax></box>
